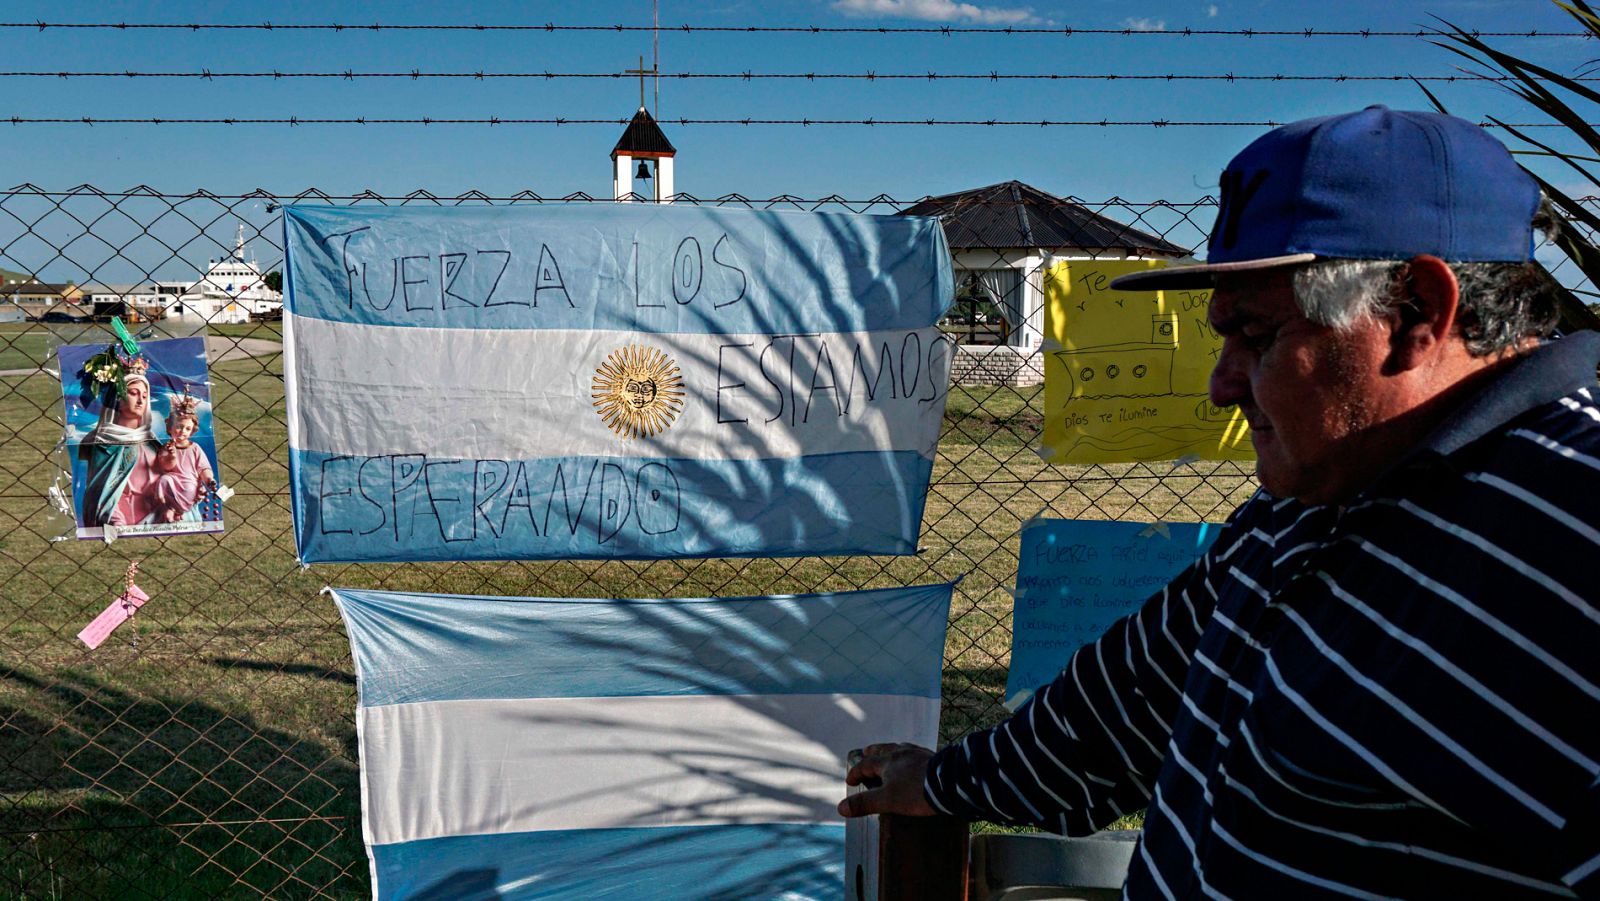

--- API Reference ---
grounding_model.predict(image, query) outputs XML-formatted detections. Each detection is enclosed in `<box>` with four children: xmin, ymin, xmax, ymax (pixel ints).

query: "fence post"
<box><xmin>846</xmin><ymin>812</ymin><xmax>969</xmax><ymax>901</ymax></box>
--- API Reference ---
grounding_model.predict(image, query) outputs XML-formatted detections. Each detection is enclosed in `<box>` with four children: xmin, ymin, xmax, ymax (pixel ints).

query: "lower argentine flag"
<box><xmin>332</xmin><ymin>583</ymin><xmax>953</xmax><ymax>900</ymax></box>
<box><xmin>284</xmin><ymin>204</ymin><xmax>953</xmax><ymax>564</ymax></box>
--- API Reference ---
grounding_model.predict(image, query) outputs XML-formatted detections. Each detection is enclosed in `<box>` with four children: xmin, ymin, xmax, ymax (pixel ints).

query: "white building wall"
<box><xmin>656</xmin><ymin>157</ymin><xmax>675</xmax><ymax>204</ymax></box>
<box><xmin>946</xmin><ymin>247</ymin><xmax>1151</xmax><ymax>387</ymax></box>
<box><xmin>613</xmin><ymin>155</ymin><xmax>634</xmax><ymax>201</ymax></box>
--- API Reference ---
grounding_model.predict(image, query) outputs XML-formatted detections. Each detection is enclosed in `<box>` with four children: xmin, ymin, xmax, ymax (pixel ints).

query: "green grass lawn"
<box><xmin>0</xmin><ymin>320</ymin><xmax>1253</xmax><ymax>899</ymax></box>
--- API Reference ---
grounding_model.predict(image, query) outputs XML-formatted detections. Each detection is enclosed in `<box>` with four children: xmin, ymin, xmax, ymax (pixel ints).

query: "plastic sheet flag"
<box><xmin>284</xmin><ymin>205</ymin><xmax>953</xmax><ymax>563</ymax></box>
<box><xmin>331</xmin><ymin>582</ymin><xmax>953</xmax><ymax>900</ymax></box>
<box><xmin>1039</xmin><ymin>259</ymin><xmax>1254</xmax><ymax>465</ymax></box>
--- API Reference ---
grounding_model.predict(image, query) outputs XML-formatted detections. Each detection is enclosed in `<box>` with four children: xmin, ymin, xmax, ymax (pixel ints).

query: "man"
<box><xmin>840</xmin><ymin>106</ymin><xmax>1600</xmax><ymax>898</ymax></box>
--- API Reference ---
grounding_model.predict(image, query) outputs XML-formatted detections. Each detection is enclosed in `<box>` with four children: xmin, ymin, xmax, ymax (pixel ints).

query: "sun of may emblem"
<box><xmin>592</xmin><ymin>344</ymin><xmax>686</xmax><ymax>440</ymax></box>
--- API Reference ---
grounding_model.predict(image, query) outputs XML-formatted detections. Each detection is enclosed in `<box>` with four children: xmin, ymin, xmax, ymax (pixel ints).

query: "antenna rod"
<box><xmin>653</xmin><ymin>0</ymin><xmax>660</xmax><ymax>116</ymax></box>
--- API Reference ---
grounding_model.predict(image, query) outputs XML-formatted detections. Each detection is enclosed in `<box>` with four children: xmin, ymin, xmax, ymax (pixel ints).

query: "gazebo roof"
<box><xmin>900</xmin><ymin>180</ymin><xmax>1187</xmax><ymax>256</ymax></box>
<box><xmin>611</xmin><ymin>107</ymin><xmax>676</xmax><ymax>158</ymax></box>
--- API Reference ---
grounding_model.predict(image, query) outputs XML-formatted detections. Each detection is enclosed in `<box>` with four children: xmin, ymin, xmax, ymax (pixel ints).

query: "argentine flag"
<box><xmin>332</xmin><ymin>583</ymin><xmax>953</xmax><ymax>900</ymax></box>
<box><xmin>283</xmin><ymin>204</ymin><xmax>953</xmax><ymax>563</ymax></box>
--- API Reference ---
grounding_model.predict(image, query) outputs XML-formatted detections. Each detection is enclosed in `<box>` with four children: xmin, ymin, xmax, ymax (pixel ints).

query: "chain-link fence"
<box><xmin>0</xmin><ymin>185</ymin><xmax>1270</xmax><ymax>898</ymax></box>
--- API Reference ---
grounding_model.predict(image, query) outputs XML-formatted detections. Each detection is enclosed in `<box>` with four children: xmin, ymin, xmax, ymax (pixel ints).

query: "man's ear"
<box><xmin>1388</xmin><ymin>254</ymin><xmax>1459</xmax><ymax>372</ymax></box>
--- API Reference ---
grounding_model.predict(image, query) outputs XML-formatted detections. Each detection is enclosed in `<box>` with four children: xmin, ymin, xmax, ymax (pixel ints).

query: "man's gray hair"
<box><xmin>1290</xmin><ymin>200</ymin><xmax>1564</xmax><ymax>357</ymax></box>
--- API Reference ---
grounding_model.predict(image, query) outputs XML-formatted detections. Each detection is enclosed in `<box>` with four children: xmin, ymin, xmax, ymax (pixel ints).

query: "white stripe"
<box><xmin>290</xmin><ymin>314</ymin><xmax>949</xmax><ymax>460</ymax></box>
<box><xmin>1137</xmin><ymin>838</ymin><xmax>1180</xmax><ymax>901</ymax></box>
<box><xmin>1398</xmin><ymin>499</ymin><xmax>1600</xmax><ymax>627</ymax></box>
<box><xmin>1272</xmin><ymin>504</ymin><xmax>1321</xmax><ymax>540</ymax></box>
<box><xmin>1213</xmin><ymin>525</ymin><xmax>1259</xmax><ymax>562</ymax></box>
<box><xmin>989</xmin><ymin>731</ymin><xmax>1045</xmax><ymax>821</ymax></box>
<box><xmin>1004</xmin><ymin>714</ymin><xmax>1077</xmax><ymax>813</ymax></box>
<box><xmin>1164</xmin><ymin>743</ymin><xmax>1216</xmax><ymax>807</ymax></box>
<box><xmin>1072</xmin><ymin>652</ymin><xmax>1140</xmax><ymax>773</ymax></box>
<box><xmin>1150</xmin><ymin>786</ymin><xmax>1234</xmax><ymax>901</ymax></box>
<box><xmin>1038</xmin><ymin>681</ymin><xmax>1081</xmax><ymax>743</ymax></box>
<box><xmin>1192</xmin><ymin>648</ymin><xmax>1254</xmax><ymax>702</ymax></box>
<box><xmin>1220</xmin><ymin>768</ymin><xmax>1578</xmax><ymax>895</ymax></box>
<box><xmin>1209</xmin><ymin>610</ymin><xmax>1265</xmax><ymax>652</ymax></box>
<box><xmin>282</xmin><ymin>308</ymin><xmax>307</xmax><ymax>504</ymax></box>
<box><xmin>1278</xmin><ymin>605</ymin><xmax>1564</xmax><ymax>827</ymax></box>
<box><xmin>980</xmin><ymin>777</ymin><xmax>1019</xmax><ymax>822</ymax></box>
<box><xmin>1151</xmin><ymin>785</ymin><xmax>1199</xmax><ymax>854</ymax></box>
<box><xmin>1135</xmin><ymin>609</ymin><xmax>1187</xmax><ymax>700</ymax></box>
<box><xmin>1566</xmin><ymin>850</ymin><xmax>1600</xmax><ymax>884</ymax></box>
<box><xmin>1356</xmin><ymin>538</ymin><xmax>1600</xmax><ymax>703</ymax></box>
<box><xmin>1558</xmin><ymin>396</ymin><xmax>1600</xmax><ymax>423</ymax></box>
<box><xmin>1512</xmin><ymin>429</ymin><xmax>1600</xmax><ymax>473</ymax></box>
<box><xmin>1178</xmin><ymin>583</ymin><xmax>1203</xmax><ymax>635</ymax></box>
<box><xmin>1469</xmin><ymin>472</ymin><xmax>1600</xmax><ymax>548</ymax></box>
<box><xmin>1180</xmin><ymin>693</ymin><xmax>1228</xmax><ymax>747</ymax></box>
<box><xmin>924</xmin><ymin>766</ymin><xmax>955</xmax><ymax>816</ymax></box>
<box><xmin>359</xmin><ymin>692</ymin><xmax>937</xmax><ymax>844</ymax></box>
<box><xmin>1271</xmin><ymin>542</ymin><xmax>1320</xmax><ymax>569</ymax></box>
<box><xmin>1095</xmin><ymin>640</ymin><xmax>1164</xmax><ymax>761</ymax></box>
<box><xmin>1209</xmin><ymin>820</ymin><xmax>1391</xmax><ymax>899</ymax></box>
<box><xmin>1228</xmin><ymin>567</ymin><xmax>1269</xmax><ymax>600</ymax></box>
<box><xmin>1319</xmin><ymin>573</ymin><xmax>1597</xmax><ymax>772</ymax></box>
<box><xmin>1157</xmin><ymin>589</ymin><xmax>1195</xmax><ymax>667</ymax></box>
<box><xmin>1261</xmin><ymin>654</ymin><xmax>1463</xmax><ymax>825</ymax></box>
<box><xmin>1023</xmin><ymin>702</ymin><xmax>1095</xmax><ymax>809</ymax></box>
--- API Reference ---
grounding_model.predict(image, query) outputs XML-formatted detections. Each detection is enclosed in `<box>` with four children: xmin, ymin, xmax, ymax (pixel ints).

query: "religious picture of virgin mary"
<box><xmin>58</xmin><ymin>336</ymin><xmax>225</xmax><ymax>540</ymax></box>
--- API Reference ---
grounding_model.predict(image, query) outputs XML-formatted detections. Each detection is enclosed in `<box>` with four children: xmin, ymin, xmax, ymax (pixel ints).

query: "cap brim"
<box><xmin>1108</xmin><ymin>253</ymin><xmax>1319</xmax><ymax>291</ymax></box>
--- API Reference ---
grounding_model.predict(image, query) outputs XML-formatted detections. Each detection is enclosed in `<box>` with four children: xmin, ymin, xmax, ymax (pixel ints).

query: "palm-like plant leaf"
<box><xmin>1430</xmin><ymin>2</ymin><xmax>1600</xmax><ymax>333</ymax></box>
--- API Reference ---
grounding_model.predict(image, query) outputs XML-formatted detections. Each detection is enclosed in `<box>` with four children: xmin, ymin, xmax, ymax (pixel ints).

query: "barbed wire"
<box><xmin>0</xmin><ymin>185</ymin><xmax>1235</xmax><ymax>206</ymax></box>
<box><xmin>0</xmin><ymin>20</ymin><xmax>1586</xmax><ymax>38</ymax></box>
<box><xmin>0</xmin><ymin>69</ymin><xmax>1581</xmax><ymax>83</ymax></box>
<box><xmin>1</xmin><ymin>116</ymin><xmax>1584</xmax><ymax>128</ymax></box>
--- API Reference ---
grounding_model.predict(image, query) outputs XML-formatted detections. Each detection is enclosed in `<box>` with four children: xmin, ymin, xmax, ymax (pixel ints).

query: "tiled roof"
<box><xmin>0</xmin><ymin>281</ymin><xmax>76</xmax><ymax>296</ymax></box>
<box><xmin>611</xmin><ymin>107</ymin><xmax>676</xmax><ymax>157</ymax></box>
<box><xmin>900</xmin><ymin>180</ymin><xmax>1188</xmax><ymax>256</ymax></box>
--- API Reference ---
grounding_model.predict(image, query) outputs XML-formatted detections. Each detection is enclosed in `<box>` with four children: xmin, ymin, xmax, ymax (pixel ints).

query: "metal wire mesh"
<box><xmin>0</xmin><ymin>185</ymin><xmax>1287</xmax><ymax>898</ymax></box>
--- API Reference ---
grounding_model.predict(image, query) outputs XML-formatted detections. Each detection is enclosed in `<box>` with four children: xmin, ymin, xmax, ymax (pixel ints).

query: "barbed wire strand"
<box><xmin>0</xmin><ymin>185</ymin><xmax>1239</xmax><ymax>205</ymax></box>
<box><xmin>0</xmin><ymin>21</ymin><xmax>1587</xmax><ymax>38</ymax></box>
<box><xmin>1</xmin><ymin>116</ymin><xmax>1583</xmax><ymax>128</ymax></box>
<box><xmin>0</xmin><ymin>69</ymin><xmax>1583</xmax><ymax>83</ymax></box>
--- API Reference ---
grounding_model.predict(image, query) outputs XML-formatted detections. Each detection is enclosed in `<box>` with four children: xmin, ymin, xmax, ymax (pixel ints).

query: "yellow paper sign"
<box><xmin>1040</xmin><ymin>259</ymin><xmax>1254</xmax><ymax>465</ymax></box>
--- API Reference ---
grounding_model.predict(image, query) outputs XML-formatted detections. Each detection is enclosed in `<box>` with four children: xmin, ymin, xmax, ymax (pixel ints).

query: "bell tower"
<box><xmin>612</xmin><ymin>58</ymin><xmax>676</xmax><ymax>203</ymax></box>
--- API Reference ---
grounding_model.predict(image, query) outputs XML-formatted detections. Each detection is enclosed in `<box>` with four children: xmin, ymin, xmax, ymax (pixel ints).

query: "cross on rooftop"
<box><xmin>624</xmin><ymin>55</ymin><xmax>657</xmax><ymax>111</ymax></box>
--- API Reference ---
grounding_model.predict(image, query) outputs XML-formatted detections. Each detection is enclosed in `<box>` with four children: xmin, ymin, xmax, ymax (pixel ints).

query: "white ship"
<box><xmin>164</xmin><ymin>224</ymin><xmax>282</xmax><ymax>323</ymax></box>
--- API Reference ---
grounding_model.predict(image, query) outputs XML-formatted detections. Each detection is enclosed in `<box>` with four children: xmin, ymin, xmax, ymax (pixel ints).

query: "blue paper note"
<box><xmin>1005</xmin><ymin>518</ymin><xmax>1219</xmax><ymax>707</ymax></box>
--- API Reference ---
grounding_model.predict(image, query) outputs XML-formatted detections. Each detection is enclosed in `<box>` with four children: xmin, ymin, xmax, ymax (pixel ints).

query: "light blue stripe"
<box><xmin>369</xmin><ymin>823</ymin><xmax>843</xmax><ymax>901</ymax></box>
<box><xmin>331</xmin><ymin>582</ymin><xmax>953</xmax><ymax>706</ymax></box>
<box><xmin>292</xmin><ymin>448</ymin><xmax>933</xmax><ymax>563</ymax></box>
<box><xmin>284</xmin><ymin>204</ymin><xmax>951</xmax><ymax>333</ymax></box>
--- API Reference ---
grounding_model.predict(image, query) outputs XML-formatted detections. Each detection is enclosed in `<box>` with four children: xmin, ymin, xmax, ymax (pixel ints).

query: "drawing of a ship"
<box><xmin>1048</xmin><ymin>313</ymin><xmax>1179</xmax><ymax>399</ymax></box>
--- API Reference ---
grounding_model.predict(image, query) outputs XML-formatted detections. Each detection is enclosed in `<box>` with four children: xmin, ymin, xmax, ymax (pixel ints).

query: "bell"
<box><xmin>635</xmin><ymin>159</ymin><xmax>652</xmax><ymax>180</ymax></box>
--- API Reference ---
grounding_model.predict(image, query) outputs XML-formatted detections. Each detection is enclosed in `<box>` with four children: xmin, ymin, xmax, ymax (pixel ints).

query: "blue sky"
<box><xmin>0</xmin><ymin>0</ymin><xmax>1590</xmax><ymax>203</ymax></box>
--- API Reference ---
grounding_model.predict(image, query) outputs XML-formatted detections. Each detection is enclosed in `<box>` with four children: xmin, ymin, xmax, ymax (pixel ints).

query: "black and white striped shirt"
<box><xmin>926</xmin><ymin>331</ymin><xmax>1600</xmax><ymax>899</ymax></box>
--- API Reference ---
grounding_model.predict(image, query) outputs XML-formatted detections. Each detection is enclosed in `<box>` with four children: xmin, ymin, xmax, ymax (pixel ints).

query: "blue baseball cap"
<box><xmin>1112</xmin><ymin>106</ymin><xmax>1540</xmax><ymax>291</ymax></box>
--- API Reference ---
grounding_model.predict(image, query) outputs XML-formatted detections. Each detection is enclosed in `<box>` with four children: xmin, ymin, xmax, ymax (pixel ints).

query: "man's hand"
<box><xmin>837</xmin><ymin>743</ymin><xmax>938</xmax><ymax>818</ymax></box>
